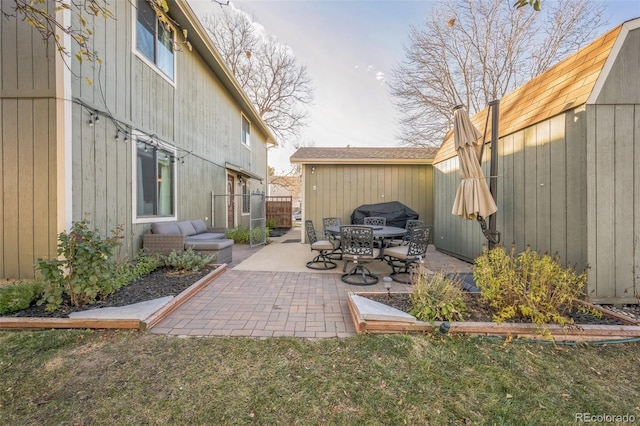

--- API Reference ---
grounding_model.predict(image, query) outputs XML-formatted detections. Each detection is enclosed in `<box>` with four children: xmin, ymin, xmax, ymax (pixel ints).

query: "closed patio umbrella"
<box><xmin>451</xmin><ymin>105</ymin><xmax>497</xmax><ymax>220</ymax></box>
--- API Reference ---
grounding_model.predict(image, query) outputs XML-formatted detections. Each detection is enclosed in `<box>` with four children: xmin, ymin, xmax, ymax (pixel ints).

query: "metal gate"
<box><xmin>212</xmin><ymin>191</ymin><xmax>266</xmax><ymax>247</ymax></box>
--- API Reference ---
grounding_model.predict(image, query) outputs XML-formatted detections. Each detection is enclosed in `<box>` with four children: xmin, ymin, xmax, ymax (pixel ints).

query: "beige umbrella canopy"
<box><xmin>451</xmin><ymin>106</ymin><xmax>497</xmax><ymax>220</ymax></box>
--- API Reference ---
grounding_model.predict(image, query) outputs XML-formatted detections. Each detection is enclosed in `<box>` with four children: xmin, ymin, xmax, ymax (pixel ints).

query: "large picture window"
<box><xmin>136</xmin><ymin>0</ymin><xmax>174</xmax><ymax>80</ymax></box>
<box><xmin>136</xmin><ymin>141</ymin><xmax>175</xmax><ymax>218</ymax></box>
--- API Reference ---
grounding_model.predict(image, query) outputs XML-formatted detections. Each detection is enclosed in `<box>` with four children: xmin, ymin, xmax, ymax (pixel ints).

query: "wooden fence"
<box><xmin>266</xmin><ymin>196</ymin><xmax>292</xmax><ymax>228</ymax></box>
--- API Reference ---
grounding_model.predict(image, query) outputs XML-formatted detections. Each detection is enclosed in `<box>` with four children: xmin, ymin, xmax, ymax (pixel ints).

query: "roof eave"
<box><xmin>290</xmin><ymin>158</ymin><xmax>434</xmax><ymax>165</ymax></box>
<box><xmin>171</xmin><ymin>0</ymin><xmax>277</xmax><ymax>146</ymax></box>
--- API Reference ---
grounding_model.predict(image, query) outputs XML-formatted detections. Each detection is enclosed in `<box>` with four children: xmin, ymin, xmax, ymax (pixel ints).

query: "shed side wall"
<box><xmin>302</xmin><ymin>164</ymin><xmax>433</xmax><ymax>241</ymax></box>
<box><xmin>434</xmin><ymin>110</ymin><xmax>588</xmax><ymax>269</ymax></box>
<box><xmin>587</xmin><ymin>27</ymin><xmax>640</xmax><ymax>303</ymax></box>
<box><xmin>587</xmin><ymin>104</ymin><xmax>640</xmax><ymax>303</ymax></box>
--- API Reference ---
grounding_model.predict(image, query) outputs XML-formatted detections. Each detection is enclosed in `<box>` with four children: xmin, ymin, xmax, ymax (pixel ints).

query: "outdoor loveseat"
<box><xmin>143</xmin><ymin>220</ymin><xmax>234</xmax><ymax>264</ymax></box>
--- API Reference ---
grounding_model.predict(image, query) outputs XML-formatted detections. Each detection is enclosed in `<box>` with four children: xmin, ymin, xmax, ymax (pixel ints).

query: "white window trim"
<box><xmin>241</xmin><ymin>113</ymin><xmax>251</xmax><ymax>150</ymax></box>
<box><xmin>132</xmin><ymin>0</ymin><xmax>177</xmax><ymax>86</ymax></box>
<box><xmin>241</xmin><ymin>180</ymin><xmax>250</xmax><ymax>216</ymax></box>
<box><xmin>131</xmin><ymin>131</ymin><xmax>178</xmax><ymax>224</ymax></box>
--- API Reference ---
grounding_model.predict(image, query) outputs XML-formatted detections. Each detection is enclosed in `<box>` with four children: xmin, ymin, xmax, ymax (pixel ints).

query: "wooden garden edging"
<box><xmin>348</xmin><ymin>292</ymin><xmax>640</xmax><ymax>343</ymax></box>
<box><xmin>142</xmin><ymin>264</ymin><xmax>226</xmax><ymax>329</ymax></box>
<box><xmin>0</xmin><ymin>264</ymin><xmax>227</xmax><ymax>331</ymax></box>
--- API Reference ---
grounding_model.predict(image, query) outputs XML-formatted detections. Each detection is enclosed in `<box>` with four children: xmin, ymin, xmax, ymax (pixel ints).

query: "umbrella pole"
<box><xmin>488</xmin><ymin>99</ymin><xmax>500</xmax><ymax>249</ymax></box>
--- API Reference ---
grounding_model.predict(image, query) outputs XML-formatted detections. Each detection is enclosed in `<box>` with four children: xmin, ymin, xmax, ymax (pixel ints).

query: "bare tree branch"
<box><xmin>203</xmin><ymin>8</ymin><xmax>314</xmax><ymax>146</ymax></box>
<box><xmin>390</xmin><ymin>0</ymin><xmax>606</xmax><ymax>147</ymax></box>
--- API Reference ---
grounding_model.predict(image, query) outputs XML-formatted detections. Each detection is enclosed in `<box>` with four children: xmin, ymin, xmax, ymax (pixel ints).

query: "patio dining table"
<box><xmin>325</xmin><ymin>225</ymin><xmax>406</xmax><ymax>257</ymax></box>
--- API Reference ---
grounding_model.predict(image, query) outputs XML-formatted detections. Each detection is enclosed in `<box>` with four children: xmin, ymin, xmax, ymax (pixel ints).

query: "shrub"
<box><xmin>0</xmin><ymin>281</ymin><xmax>44</xmax><ymax>315</ymax></box>
<box><xmin>226</xmin><ymin>226</ymin><xmax>270</xmax><ymax>244</ymax></box>
<box><xmin>409</xmin><ymin>269</ymin><xmax>467</xmax><ymax>322</ymax></box>
<box><xmin>162</xmin><ymin>248</ymin><xmax>214</xmax><ymax>272</ymax></box>
<box><xmin>226</xmin><ymin>226</ymin><xmax>250</xmax><ymax>244</ymax></box>
<box><xmin>473</xmin><ymin>245</ymin><xmax>598</xmax><ymax>327</ymax></box>
<box><xmin>266</xmin><ymin>218</ymin><xmax>278</xmax><ymax>229</ymax></box>
<box><xmin>36</xmin><ymin>220</ymin><xmax>124</xmax><ymax>311</ymax></box>
<box><xmin>114</xmin><ymin>252</ymin><xmax>162</xmax><ymax>287</ymax></box>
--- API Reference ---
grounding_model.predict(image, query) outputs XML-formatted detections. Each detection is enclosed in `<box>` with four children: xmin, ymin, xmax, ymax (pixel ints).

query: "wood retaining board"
<box><xmin>0</xmin><ymin>264</ymin><xmax>227</xmax><ymax>331</ymax></box>
<box><xmin>348</xmin><ymin>292</ymin><xmax>640</xmax><ymax>343</ymax></box>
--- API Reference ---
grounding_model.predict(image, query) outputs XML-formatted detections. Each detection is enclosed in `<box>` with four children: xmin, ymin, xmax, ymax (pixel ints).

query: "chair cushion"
<box><xmin>151</xmin><ymin>221</ymin><xmax>181</xmax><ymax>235</ymax></box>
<box><xmin>185</xmin><ymin>238</ymin><xmax>234</xmax><ymax>251</ymax></box>
<box><xmin>186</xmin><ymin>233</ymin><xmax>226</xmax><ymax>242</ymax></box>
<box><xmin>191</xmin><ymin>220</ymin><xmax>209</xmax><ymax>234</ymax></box>
<box><xmin>384</xmin><ymin>246</ymin><xmax>410</xmax><ymax>260</ymax></box>
<box><xmin>177</xmin><ymin>221</ymin><xmax>197</xmax><ymax>236</ymax></box>
<box><xmin>388</xmin><ymin>238</ymin><xmax>405</xmax><ymax>247</ymax></box>
<box><xmin>311</xmin><ymin>240</ymin><xmax>336</xmax><ymax>251</ymax></box>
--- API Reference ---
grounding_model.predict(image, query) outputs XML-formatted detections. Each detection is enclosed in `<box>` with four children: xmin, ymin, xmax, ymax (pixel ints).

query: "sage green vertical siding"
<box><xmin>586</xmin><ymin>27</ymin><xmax>640</xmax><ymax>303</ymax></box>
<box><xmin>69</xmin><ymin>1</ymin><xmax>268</xmax><ymax>257</ymax></box>
<box><xmin>433</xmin><ymin>156</ymin><xmax>485</xmax><ymax>261</ymax></box>
<box><xmin>433</xmin><ymin>26</ymin><xmax>639</xmax><ymax>303</ymax></box>
<box><xmin>586</xmin><ymin>104</ymin><xmax>640</xmax><ymax>303</ymax></box>
<box><xmin>434</xmin><ymin>111</ymin><xmax>587</xmax><ymax>267</ymax></box>
<box><xmin>1</xmin><ymin>1</ymin><xmax>269</xmax><ymax>278</ymax></box>
<box><xmin>70</xmin><ymin>0</ymin><xmax>134</xmax><ymax>255</ymax></box>
<box><xmin>303</xmin><ymin>164</ymin><xmax>433</xmax><ymax>240</ymax></box>
<box><xmin>0</xmin><ymin>1</ymin><xmax>59</xmax><ymax>278</ymax></box>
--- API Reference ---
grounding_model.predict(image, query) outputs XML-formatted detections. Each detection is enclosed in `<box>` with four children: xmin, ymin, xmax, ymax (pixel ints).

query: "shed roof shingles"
<box><xmin>434</xmin><ymin>24</ymin><xmax>622</xmax><ymax>164</ymax></box>
<box><xmin>290</xmin><ymin>147</ymin><xmax>438</xmax><ymax>163</ymax></box>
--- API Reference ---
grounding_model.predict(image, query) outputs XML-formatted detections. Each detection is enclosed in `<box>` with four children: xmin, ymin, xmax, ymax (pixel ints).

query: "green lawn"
<box><xmin>1</xmin><ymin>330</ymin><xmax>638</xmax><ymax>425</ymax></box>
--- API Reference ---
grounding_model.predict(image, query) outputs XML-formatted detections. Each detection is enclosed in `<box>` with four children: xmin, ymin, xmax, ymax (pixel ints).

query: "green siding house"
<box><xmin>434</xmin><ymin>19</ymin><xmax>640</xmax><ymax>303</ymax></box>
<box><xmin>0</xmin><ymin>0</ymin><xmax>275</xmax><ymax>279</ymax></box>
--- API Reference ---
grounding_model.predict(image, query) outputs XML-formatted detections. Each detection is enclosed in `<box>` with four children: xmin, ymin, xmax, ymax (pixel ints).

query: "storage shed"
<box><xmin>433</xmin><ymin>18</ymin><xmax>640</xmax><ymax>303</ymax></box>
<box><xmin>290</xmin><ymin>147</ymin><xmax>437</xmax><ymax>242</ymax></box>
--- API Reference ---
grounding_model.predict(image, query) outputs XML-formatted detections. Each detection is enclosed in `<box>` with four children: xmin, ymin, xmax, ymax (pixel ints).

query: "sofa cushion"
<box><xmin>151</xmin><ymin>221</ymin><xmax>181</xmax><ymax>235</ymax></box>
<box><xmin>185</xmin><ymin>233</ymin><xmax>226</xmax><ymax>243</ymax></box>
<box><xmin>191</xmin><ymin>220</ymin><xmax>209</xmax><ymax>234</ymax></box>
<box><xmin>177</xmin><ymin>221</ymin><xmax>197</xmax><ymax>236</ymax></box>
<box><xmin>185</xmin><ymin>238</ymin><xmax>234</xmax><ymax>251</ymax></box>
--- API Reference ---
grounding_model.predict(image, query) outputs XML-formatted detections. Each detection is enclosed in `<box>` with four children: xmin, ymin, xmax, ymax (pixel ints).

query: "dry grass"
<box><xmin>1</xmin><ymin>330</ymin><xmax>639</xmax><ymax>424</ymax></box>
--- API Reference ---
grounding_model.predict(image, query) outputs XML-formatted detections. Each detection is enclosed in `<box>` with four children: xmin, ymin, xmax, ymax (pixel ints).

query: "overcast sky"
<box><xmin>189</xmin><ymin>0</ymin><xmax>640</xmax><ymax>173</ymax></box>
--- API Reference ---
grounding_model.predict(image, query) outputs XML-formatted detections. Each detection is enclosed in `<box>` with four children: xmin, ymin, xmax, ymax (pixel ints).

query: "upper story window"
<box><xmin>136</xmin><ymin>0</ymin><xmax>174</xmax><ymax>80</ymax></box>
<box><xmin>241</xmin><ymin>114</ymin><xmax>251</xmax><ymax>147</ymax></box>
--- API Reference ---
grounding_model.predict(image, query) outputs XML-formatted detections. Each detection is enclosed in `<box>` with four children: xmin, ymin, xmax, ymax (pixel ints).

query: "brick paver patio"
<box><xmin>150</xmin><ymin>270</ymin><xmax>357</xmax><ymax>338</ymax></box>
<box><xmin>149</xmin><ymin>228</ymin><xmax>472</xmax><ymax>338</ymax></box>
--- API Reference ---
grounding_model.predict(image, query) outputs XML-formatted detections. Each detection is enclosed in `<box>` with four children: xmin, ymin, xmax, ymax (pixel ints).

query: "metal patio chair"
<box><xmin>304</xmin><ymin>220</ymin><xmax>338</xmax><ymax>270</ymax></box>
<box><xmin>383</xmin><ymin>225</ymin><xmax>430</xmax><ymax>283</ymax></box>
<box><xmin>363</xmin><ymin>216</ymin><xmax>386</xmax><ymax>226</ymax></box>
<box><xmin>322</xmin><ymin>217</ymin><xmax>343</xmax><ymax>259</ymax></box>
<box><xmin>389</xmin><ymin>219</ymin><xmax>425</xmax><ymax>247</ymax></box>
<box><xmin>340</xmin><ymin>225</ymin><xmax>380</xmax><ymax>285</ymax></box>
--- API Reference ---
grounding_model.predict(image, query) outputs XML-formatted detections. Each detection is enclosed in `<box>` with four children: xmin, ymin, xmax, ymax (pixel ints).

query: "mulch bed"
<box><xmin>6</xmin><ymin>266</ymin><xmax>217</xmax><ymax>319</ymax></box>
<box><xmin>365</xmin><ymin>292</ymin><xmax>626</xmax><ymax>326</ymax></box>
